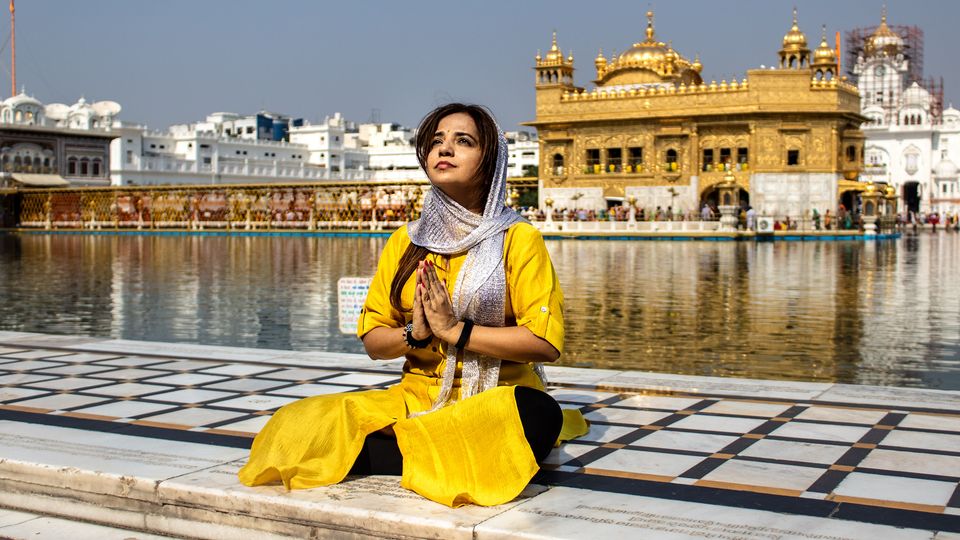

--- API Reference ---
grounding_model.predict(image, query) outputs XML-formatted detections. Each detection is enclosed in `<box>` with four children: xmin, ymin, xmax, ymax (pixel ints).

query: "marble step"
<box><xmin>0</xmin><ymin>507</ymin><xmax>175</xmax><ymax>540</ymax></box>
<box><xmin>0</xmin><ymin>420</ymin><xmax>954</xmax><ymax>540</ymax></box>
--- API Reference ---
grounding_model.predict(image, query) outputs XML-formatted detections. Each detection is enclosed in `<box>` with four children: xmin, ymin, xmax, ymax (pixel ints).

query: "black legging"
<box><xmin>349</xmin><ymin>386</ymin><xmax>563</xmax><ymax>476</ymax></box>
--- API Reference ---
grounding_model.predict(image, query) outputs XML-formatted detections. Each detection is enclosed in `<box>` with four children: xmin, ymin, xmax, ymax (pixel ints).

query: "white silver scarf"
<box><xmin>407</xmin><ymin>129</ymin><xmax>546</xmax><ymax>414</ymax></box>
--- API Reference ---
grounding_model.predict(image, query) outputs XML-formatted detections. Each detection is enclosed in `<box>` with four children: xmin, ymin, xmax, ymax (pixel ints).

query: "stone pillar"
<box><xmin>716</xmin><ymin>171</ymin><xmax>740</xmax><ymax>232</ymax></box>
<box><xmin>861</xmin><ymin>182</ymin><xmax>881</xmax><ymax>236</ymax></box>
<box><xmin>543</xmin><ymin>197</ymin><xmax>555</xmax><ymax>231</ymax></box>
<box><xmin>884</xmin><ymin>185</ymin><xmax>898</xmax><ymax>232</ymax></box>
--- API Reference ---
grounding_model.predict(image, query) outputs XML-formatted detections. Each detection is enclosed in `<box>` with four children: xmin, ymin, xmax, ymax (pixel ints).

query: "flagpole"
<box><xmin>10</xmin><ymin>0</ymin><xmax>15</xmax><ymax>97</ymax></box>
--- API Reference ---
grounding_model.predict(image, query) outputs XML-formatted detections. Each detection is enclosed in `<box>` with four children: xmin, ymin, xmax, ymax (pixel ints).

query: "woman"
<box><xmin>239</xmin><ymin>103</ymin><xmax>587</xmax><ymax>507</ymax></box>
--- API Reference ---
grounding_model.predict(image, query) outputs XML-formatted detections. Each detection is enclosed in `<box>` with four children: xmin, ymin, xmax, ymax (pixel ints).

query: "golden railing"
<box><xmin>4</xmin><ymin>178</ymin><xmax>539</xmax><ymax>231</ymax></box>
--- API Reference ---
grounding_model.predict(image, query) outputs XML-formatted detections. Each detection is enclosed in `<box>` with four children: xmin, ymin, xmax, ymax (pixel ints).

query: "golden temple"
<box><xmin>527</xmin><ymin>9</ymin><xmax>868</xmax><ymax>217</ymax></box>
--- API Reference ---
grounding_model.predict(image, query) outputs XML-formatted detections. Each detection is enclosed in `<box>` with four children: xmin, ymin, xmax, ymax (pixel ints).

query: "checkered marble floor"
<box><xmin>0</xmin><ymin>331</ymin><xmax>959</xmax><ymax>538</ymax></box>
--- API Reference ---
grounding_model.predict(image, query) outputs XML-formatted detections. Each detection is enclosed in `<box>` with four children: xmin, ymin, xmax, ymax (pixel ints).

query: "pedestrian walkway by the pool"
<box><xmin>0</xmin><ymin>331</ymin><xmax>958</xmax><ymax>539</ymax></box>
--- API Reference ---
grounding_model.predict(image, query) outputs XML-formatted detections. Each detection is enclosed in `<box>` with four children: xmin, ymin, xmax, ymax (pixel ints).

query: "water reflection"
<box><xmin>1</xmin><ymin>233</ymin><xmax>958</xmax><ymax>389</ymax></box>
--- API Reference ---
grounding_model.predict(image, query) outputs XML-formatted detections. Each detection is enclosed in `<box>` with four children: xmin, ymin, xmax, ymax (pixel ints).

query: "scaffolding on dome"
<box><xmin>845</xmin><ymin>24</ymin><xmax>924</xmax><ymax>83</ymax></box>
<box><xmin>845</xmin><ymin>24</ymin><xmax>944</xmax><ymax>125</ymax></box>
<box><xmin>924</xmin><ymin>76</ymin><xmax>945</xmax><ymax>125</ymax></box>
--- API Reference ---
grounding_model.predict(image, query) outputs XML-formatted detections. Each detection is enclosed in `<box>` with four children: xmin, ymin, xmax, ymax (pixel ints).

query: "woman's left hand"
<box><xmin>418</xmin><ymin>260</ymin><xmax>459</xmax><ymax>342</ymax></box>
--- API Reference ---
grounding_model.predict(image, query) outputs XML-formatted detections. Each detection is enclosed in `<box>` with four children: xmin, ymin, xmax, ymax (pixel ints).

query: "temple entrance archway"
<box><xmin>700</xmin><ymin>186</ymin><xmax>749</xmax><ymax>212</ymax></box>
<box><xmin>903</xmin><ymin>182</ymin><xmax>921</xmax><ymax>214</ymax></box>
<box><xmin>839</xmin><ymin>190</ymin><xmax>860</xmax><ymax>214</ymax></box>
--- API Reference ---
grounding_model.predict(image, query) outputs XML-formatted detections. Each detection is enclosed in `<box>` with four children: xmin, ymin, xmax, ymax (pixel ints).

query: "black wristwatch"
<box><xmin>404</xmin><ymin>322</ymin><xmax>432</xmax><ymax>349</ymax></box>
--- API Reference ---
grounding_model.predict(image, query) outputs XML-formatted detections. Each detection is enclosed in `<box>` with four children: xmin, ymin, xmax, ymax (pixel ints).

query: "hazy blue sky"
<box><xmin>7</xmin><ymin>1</ymin><xmax>959</xmax><ymax>132</ymax></box>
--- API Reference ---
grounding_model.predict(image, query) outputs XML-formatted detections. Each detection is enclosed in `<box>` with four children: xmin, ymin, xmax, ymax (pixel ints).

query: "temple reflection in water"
<box><xmin>2</xmin><ymin>234</ymin><xmax>958</xmax><ymax>390</ymax></box>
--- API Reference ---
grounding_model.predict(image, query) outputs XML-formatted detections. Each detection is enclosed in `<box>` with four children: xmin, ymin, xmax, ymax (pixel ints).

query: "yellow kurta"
<box><xmin>238</xmin><ymin>222</ymin><xmax>588</xmax><ymax>507</ymax></box>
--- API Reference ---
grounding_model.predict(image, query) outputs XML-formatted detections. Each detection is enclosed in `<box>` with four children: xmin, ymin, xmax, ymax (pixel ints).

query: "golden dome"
<box><xmin>812</xmin><ymin>26</ymin><xmax>837</xmax><ymax>66</ymax></box>
<box><xmin>692</xmin><ymin>54</ymin><xmax>702</xmax><ymax>73</ymax></box>
<box><xmin>617</xmin><ymin>11</ymin><xmax>670</xmax><ymax>66</ymax></box>
<box><xmin>544</xmin><ymin>31</ymin><xmax>563</xmax><ymax>63</ymax></box>
<box><xmin>864</xmin><ymin>10</ymin><xmax>903</xmax><ymax>57</ymax></box>
<box><xmin>782</xmin><ymin>8</ymin><xmax>808</xmax><ymax>51</ymax></box>
<box><xmin>594</xmin><ymin>49</ymin><xmax>607</xmax><ymax>69</ymax></box>
<box><xmin>596</xmin><ymin>11</ymin><xmax>701</xmax><ymax>86</ymax></box>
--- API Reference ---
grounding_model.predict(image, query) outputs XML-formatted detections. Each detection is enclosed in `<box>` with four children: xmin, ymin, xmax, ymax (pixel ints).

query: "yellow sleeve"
<box><xmin>505</xmin><ymin>223</ymin><xmax>565</xmax><ymax>354</ymax></box>
<box><xmin>357</xmin><ymin>226</ymin><xmax>408</xmax><ymax>338</ymax></box>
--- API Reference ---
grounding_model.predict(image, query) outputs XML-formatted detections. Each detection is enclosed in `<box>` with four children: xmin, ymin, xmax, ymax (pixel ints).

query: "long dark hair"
<box><xmin>388</xmin><ymin>103</ymin><xmax>500</xmax><ymax>314</ymax></box>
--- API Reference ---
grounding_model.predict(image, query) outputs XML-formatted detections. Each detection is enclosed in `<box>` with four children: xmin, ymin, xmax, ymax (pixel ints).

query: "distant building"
<box><xmin>0</xmin><ymin>91</ymin><xmax>541</xmax><ymax>187</ymax></box>
<box><xmin>849</xmin><ymin>10</ymin><xmax>960</xmax><ymax>216</ymax></box>
<box><xmin>0</xmin><ymin>92</ymin><xmax>118</xmax><ymax>188</ymax></box>
<box><xmin>505</xmin><ymin>131</ymin><xmax>539</xmax><ymax>178</ymax></box>
<box><xmin>111</xmin><ymin>111</ymin><xmax>371</xmax><ymax>186</ymax></box>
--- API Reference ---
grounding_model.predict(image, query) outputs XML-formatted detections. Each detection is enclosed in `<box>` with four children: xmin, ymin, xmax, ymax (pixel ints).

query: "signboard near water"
<box><xmin>338</xmin><ymin>277</ymin><xmax>372</xmax><ymax>335</ymax></box>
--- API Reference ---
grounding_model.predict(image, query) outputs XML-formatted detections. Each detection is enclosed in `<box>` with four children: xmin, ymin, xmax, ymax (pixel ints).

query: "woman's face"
<box><xmin>426</xmin><ymin>112</ymin><xmax>484</xmax><ymax>204</ymax></box>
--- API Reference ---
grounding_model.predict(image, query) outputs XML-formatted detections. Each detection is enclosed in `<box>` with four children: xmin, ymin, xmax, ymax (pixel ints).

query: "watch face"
<box><xmin>875</xmin><ymin>66</ymin><xmax>885</xmax><ymax>77</ymax></box>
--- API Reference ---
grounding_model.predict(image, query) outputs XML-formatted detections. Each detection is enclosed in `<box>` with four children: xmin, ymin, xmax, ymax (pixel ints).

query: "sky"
<box><xmin>6</xmin><ymin>0</ymin><xmax>960</xmax><ymax>132</ymax></box>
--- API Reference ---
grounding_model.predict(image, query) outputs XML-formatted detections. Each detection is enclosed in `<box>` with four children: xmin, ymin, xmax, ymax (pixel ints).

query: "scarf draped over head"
<box><xmin>407</xmin><ymin>127</ymin><xmax>546</xmax><ymax>414</ymax></box>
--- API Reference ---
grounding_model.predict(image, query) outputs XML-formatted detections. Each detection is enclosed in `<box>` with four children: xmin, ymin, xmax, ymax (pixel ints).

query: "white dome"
<box><xmin>4</xmin><ymin>92</ymin><xmax>42</xmax><ymax>108</ymax></box>
<box><xmin>69</xmin><ymin>97</ymin><xmax>93</xmax><ymax>113</ymax></box>
<box><xmin>943</xmin><ymin>106</ymin><xmax>960</xmax><ymax>123</ymax></box>
<box><xmin>934</xmin><ymin>159</ymin><xmax>959</xmax><ymax>179</ymax></box>
<box><xmin>903</xmin><ymin>82</ymin><xmax>931</xmax><ymax>108</ymax></box>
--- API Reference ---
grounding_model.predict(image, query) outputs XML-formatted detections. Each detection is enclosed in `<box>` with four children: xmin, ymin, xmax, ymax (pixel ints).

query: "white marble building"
<box><xmin>0</xmin><ymin>92</ymin><xmax>118</xmax><ymax>187</ymax></box>
<box><xmin>111</xmin><ymin>111</ymin><xmax>372</xmax><ymax>186</ymax></box>
<box><xmin>505</xmin><ymin>131</ymin><xmax>539</xmax><ymax>179</ymax></box>
<box><xmin>2</xmin><ymin>92</ymin><xmax>542</xmax><ymax>187</ymax></box>
<box><xmin>853</xmin><ymin>14</ymin><xmax>960</xmax><ymax>216</ymax></box>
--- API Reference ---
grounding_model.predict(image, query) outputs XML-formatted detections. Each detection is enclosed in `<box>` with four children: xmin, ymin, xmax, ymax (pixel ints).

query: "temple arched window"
<box><xmin>13</xmin><ymin>156</ymin><xmax>21</xmax><ymax>170</ymax></box>
<box><xmin>32</xmin><ymin>157</ymin><xmax>41</xmax><ymax>171</ymax></box>
<box><xmin>665</xmin><ymin>149</ymin><xmax>678</xmax><ymax>172</ymax></box>
<box><xmin>787</xmin><ymin>149</ymin><xmax>800</xmax><ymax>166</ymax></box>
<box><xmin>42</xmin><ymin>157</ymin><xmax>50</xmax><ymax>172</ymax></box>
<box><xmin>846</xmin><ymin>145</ymin><xmax>856</xmax><ymax>162</ymax></box>
<box><xmin>92</xmin><ymin>159</ymin><xmax>102</xmax><ymax>176</ymax></box>
<box><xmin>552</xmin><ymin>153</ymin><xmax>564</xmax><ymax>175</ymax></box>
<box><xmin>67</xmin><ymin>157</ymin><xmax>77</xmax><ymax>175</ymax></box>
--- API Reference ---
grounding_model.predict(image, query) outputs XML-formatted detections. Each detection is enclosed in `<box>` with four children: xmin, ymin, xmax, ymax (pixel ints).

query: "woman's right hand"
<box><xmin>411</xmin><ymin>261</ymin><xmax>433</xmax><ymax>341</ymax></box>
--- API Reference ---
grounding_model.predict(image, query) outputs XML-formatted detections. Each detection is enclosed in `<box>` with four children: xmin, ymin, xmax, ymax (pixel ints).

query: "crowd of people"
<box><xmin>517</xmin><ymin>202</ymin><xmax>960</xmax><ymax>233</ymax></box>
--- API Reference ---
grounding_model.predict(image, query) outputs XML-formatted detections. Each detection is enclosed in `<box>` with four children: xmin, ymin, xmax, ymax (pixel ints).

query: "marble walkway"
<box><xmin>0</xmin><ymin>331</ymin><xmax>958</xmax><ymax>539</ymax></box>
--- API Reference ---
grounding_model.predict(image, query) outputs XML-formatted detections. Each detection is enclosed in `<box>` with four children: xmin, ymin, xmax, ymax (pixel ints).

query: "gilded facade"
<box><xmin>527</xmin><ymin>11</ymin><xmax>867</xmax><ymax>217</ymax></box>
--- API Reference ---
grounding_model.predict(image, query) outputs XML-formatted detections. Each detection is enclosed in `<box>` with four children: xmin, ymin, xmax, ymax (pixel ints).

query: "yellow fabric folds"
<box><xmin>558</xmin><ymin>408</ymin><xmax>590</xmax><ymax>446</ymax></box>
<box><xmin>238</xmin><ymin>385</ymin><xmax>405</xmax><ymax>490</ymax></box>
<box><xmin>395</xmin><ymin>385</ymin><xmax>536</xmax><ymax>507</ymax></box>
<box><xmin>238</xmin><ymin>375</ymin><xmax>589</xmax><ymax>507</ymax></box>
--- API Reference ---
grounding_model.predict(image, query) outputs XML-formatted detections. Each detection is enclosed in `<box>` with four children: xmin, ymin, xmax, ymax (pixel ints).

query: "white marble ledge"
<box><xmin>587</xmin><ymin>370</ymin><xmax>832</xmax><ymax>401</ymax></box>
<box><xmin>0</xmin><ymin>331</ymin><xmax>52</xmax><ymax>341</ymax></box>
<box><xmin>815</xmin><ymin>384</ymin><xmax>960</xmax><ymax>411</ymax></box>
<box><xmin>0</xmin><ymin>332</ymin><xmax>106</xmax><ymax>349</ymax></box>
<box><xmin>157</xmin><ymin>460</ymin><xmax>543</xmax><ymax>540</ymax></box>
<box><xmin>474</xmin><ymin>486</ymin><xmax>941</xmax><ymax>540</ymax></box>
<box><xmin>0</xmin><ymin>421</ymin><xmax>247</xmax><ymax>504</ymax></box>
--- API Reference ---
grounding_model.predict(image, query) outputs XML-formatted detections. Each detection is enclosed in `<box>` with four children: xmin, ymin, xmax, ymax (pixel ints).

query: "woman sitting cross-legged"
<box><xmin>238</xmin><ymin>103</ymin><xmax>588</xmax><ymax>507</ymax></box>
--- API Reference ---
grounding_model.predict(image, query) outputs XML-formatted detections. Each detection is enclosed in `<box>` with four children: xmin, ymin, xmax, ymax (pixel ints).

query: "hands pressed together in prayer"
<box><xmin>412</xmin><ymin>260</ymin><xmax>460</xmax><ymax>344</ymax></box>
<box><xmin>362</xmin><ymin>258</ymin><xmax>559</xmax><ymax>363</ymax></box>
